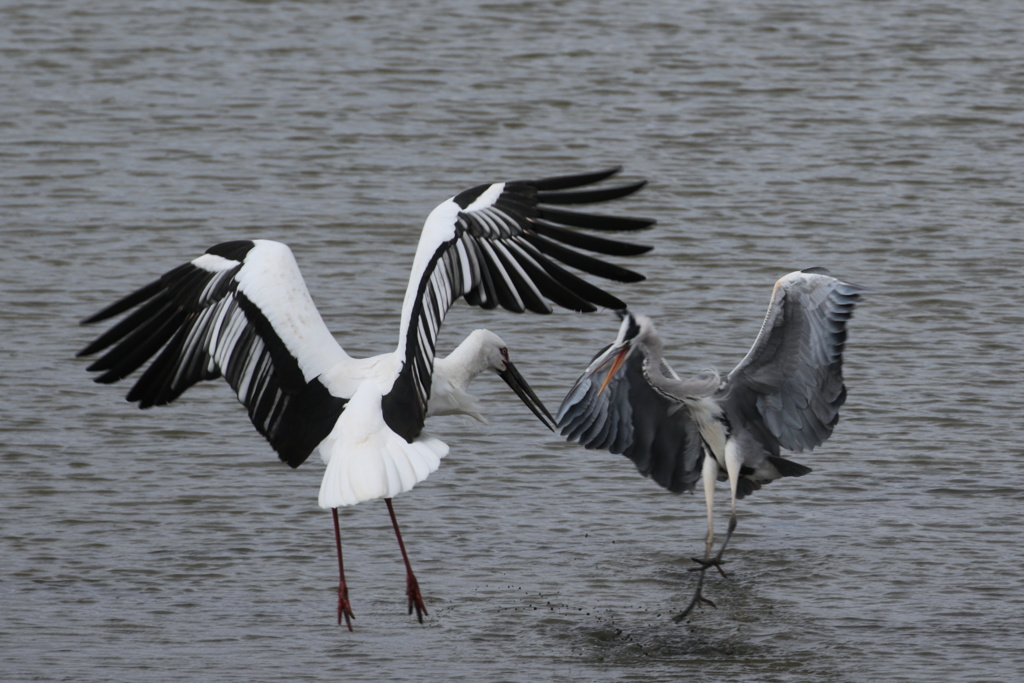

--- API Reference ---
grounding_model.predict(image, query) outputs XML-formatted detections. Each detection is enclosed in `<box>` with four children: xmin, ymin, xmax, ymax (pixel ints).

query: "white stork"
<box><xmin>78</xmin><ymin>167</ymin><xmax>655</xmax><ymax>629</ymax></box>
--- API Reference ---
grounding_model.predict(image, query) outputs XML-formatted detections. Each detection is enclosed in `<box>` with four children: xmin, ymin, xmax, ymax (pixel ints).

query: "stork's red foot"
<box><xmin>406</xmin><ymin>574</ymin><xmax>428</xmax><ymax>623</ymax></box>
<box><xmin>337</xmin><ymin>585</ymin><xmax>355</xmax><ymax>631</ymax></box>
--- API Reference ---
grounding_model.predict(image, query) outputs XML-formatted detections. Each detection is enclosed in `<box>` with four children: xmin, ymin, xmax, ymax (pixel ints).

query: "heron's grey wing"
<box><xmin>721</xmin><ymin>268</ymin><xmax>868</xmax><ymax>453</ymax></box>
<box><xmin>557</xmin><ymin>349</ymin><xmax>704</xmax><ymax>494</ymax></box>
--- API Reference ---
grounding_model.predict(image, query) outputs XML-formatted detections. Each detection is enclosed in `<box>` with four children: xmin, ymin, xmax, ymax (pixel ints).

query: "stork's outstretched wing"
<box><xmin>78</xmin><ymin>240</ymin><xmax>350</xmax><ymax>467</ymax></box>
<box><xmin>385</xmin><ymin>167</ymin><xmax>655</xmax><ymax>441</ymax></box>
<box><xmin>720</xmin><ymin>268</ymin><xmax>869</xmax><ymax>453</ymax></box>
<box><xmin>79</xmin><ymin>167</ymin><xmax>656</xmax><ymax>469</ymax></box>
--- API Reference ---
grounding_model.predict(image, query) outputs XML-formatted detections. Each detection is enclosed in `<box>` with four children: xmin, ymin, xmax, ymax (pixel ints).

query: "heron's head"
<box><xmin>589</xmin><ymin>309</ymin><xmax>654</xmax><ymax>395</ymax></box>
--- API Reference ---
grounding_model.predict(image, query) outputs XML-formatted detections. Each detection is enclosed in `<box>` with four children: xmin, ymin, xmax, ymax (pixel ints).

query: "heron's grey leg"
<box><xmin>386</xmin><ymin>498</ymin><xmax>428</xmax><ymax>623</ymax></box>
<box><xmin>690</xmin><ymin>454</ymin><xmax>728</xmax><ymax>576</ymax></box>
<box><xmin>701</xmin><ymin>454</ymin><xmax>718</xmax><ymax>561</ymax></box>
<box><xmin>676</xmin><ymin>454</ymin><xmax>723</xmax><ymax>621</ymax></box>
<box><xmin>677</xmin><ymin>444</ymin><xmax>746</xmax><ymax>622</ymax></box>
<box><xmin>333</xmin><ymin>508</ymin><xmax>356</xmax><ymax>630</ymax></box>
<box><xmin>709</xmin><ymin>441</ymin><xmax>742</xmax><ymax>565</ymax></box>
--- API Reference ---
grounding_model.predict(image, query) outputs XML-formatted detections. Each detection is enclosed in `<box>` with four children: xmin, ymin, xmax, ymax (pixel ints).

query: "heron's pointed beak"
<box><xmin>597</xmin><ymin>347</ymin><xmax>629</xmax><ymax>396</ymax></box>
<box><xmin>499</xmin><ymin>361</ymin><xmax>557</xmax><ymax>431</ymax></box>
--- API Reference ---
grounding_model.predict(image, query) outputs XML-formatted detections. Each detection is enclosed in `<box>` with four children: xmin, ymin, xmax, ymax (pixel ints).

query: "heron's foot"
<box><xmin>337</xmin><ymin>585</ymin><xmax>355</xmax><ymax>631</ymax></box>
<box><xmin>673</xmin><ymin>557</ymin><xmax>721</xmax><ymax>622</ymax></box>
<box><xmin>689</xmin><ymin>556</ymin><xmax>729</xmax><ymax>578</ymax></box>
<box><xmin>406</xmin><ymin>574</ymin><xmax>429</xmax><ymax>624</ymax></box>
<box><xmin>672</xmin><ymin>585</ymin><xmax>717</xmax><ymax>623</ymax></box>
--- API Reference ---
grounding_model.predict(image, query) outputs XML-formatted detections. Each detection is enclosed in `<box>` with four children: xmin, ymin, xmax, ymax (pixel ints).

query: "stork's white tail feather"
<box><xmin>317</xmin><ymin>434</ymin><xmax>448</xmax><ymax>508</ymax></box>
<box><xmin>317</xmin><ymin>383</ymin><xmax>449</xmax><ymax>508</ymax></box>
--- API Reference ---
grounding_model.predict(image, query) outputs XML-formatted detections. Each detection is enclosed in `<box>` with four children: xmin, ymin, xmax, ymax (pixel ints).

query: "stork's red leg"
<box><xmin>332</xmin><ymin>508</ymin><xmax>355</xmax><ymax>630</ymax></box>
<box><xmin>385</xmin><ymin>498</ymin><xmax>428</xmax><ymax>623</ymax></box>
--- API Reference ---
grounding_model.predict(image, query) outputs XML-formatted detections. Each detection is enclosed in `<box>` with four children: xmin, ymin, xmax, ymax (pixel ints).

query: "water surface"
<box><xmin>2</xmin><ymin>1</ymin><xmax>1022</xmax><ymax>681</ymax></box>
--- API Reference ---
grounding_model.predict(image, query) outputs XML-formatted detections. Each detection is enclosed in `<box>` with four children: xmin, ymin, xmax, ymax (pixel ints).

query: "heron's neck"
<box><xmin>641</xmin><ymin>339</ymin><xmax>720</xmax><ymax>400</ymax></box>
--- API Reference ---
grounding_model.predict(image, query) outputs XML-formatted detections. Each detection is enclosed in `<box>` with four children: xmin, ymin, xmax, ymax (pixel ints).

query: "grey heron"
<box><xmin>556</xmin><ymin>268</ymin><xmax>867</xmax><ymax>619</ymax></box>
<box><xmin>78</xmin><ymin>167</ymin><xmax>655</xmax><ymax>629</ymax></box>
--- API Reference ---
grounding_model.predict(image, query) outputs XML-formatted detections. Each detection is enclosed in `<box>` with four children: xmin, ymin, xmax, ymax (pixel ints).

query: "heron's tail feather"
<box><xmin>735</xmin><ymin>478</ymin><xmax>761</xmax><ymax>500</ymax></box>
<box><xmin>767</xmin><ymin>455</ymin><xmax>812</xmax><ymax>478</ymax></box>
<box><xmin>734</xmin><ymin>456</ymin><xmax>812</xmax><ymax>500</ymax></box>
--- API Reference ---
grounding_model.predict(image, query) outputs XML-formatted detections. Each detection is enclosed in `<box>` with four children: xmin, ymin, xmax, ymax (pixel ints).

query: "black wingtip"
<box><xmin>76</xmin><ymin>343</ymin><xmax>97</xmax><ymax>359</ymax></box>
<box><xmin>530</xmin><ymin>166</ymin><xmax>624</xmax><ymax>192</ymax></box>
<box><xmin>537</xmin><ymin>180</ymin><xmax>651</xmax><ymax>207</ymax></box>
<box><xmin>79</xmin><ymin>277</ymin><xmax>167</xmax><ymax>327</ymax></box>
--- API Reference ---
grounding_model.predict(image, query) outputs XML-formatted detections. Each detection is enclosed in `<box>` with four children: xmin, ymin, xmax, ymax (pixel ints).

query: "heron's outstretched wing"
<box><xmin>384</xmin><ymin>167</ymin><xmax>656</xmax><ymax>442</ymax></box>
<box><xmin>78</xmin><ymin>240</ymin><xmax>349</xmax><ymax>468</ymax></box>
<box><xmin>720</xmin><ymin>268</ymin><xmax>868</xmax><ymax>453</ymax></box>
<box><xmin>556</xmin><ymin>344</ymin><xmax>704</xmax><ymax>494</ymax></box>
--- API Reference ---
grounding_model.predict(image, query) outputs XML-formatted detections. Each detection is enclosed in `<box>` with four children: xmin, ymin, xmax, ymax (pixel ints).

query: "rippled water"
<box><xmin>2</xmin><ymin>1</ymin><xmax>1022</xmax><ymax>681</ymax></box>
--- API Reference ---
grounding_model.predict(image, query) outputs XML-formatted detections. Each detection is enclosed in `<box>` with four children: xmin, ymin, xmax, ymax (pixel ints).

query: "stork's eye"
<box><xmin>500</xmin><ymin>348</ymin><xmax>509</xmax><ymax>362</ymax></box>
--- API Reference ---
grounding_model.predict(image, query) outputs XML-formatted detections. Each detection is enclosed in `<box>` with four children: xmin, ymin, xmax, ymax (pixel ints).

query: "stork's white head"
<box><xmin>438</xmin><ymin>329</ymin><xmax>556</xmax><ymax>431</ymax></box>
<box><xmin>463</xmin><ymin>329</ymin><xmax>512</xmax><ymax>376</ymax></box>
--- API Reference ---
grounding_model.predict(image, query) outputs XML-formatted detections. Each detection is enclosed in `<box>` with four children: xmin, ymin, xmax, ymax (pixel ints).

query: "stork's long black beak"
<box><xmin>499</xmin><ymin>361</ymin><xmax>557</xmax><ymax>431</ymax></box>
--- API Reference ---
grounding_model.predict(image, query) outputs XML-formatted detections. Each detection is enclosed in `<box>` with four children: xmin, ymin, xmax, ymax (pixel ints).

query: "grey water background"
<box><xmin>2</xmin><ymin>0</ymin><xmax>1022</xmax><ymax>681</ymax></box>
